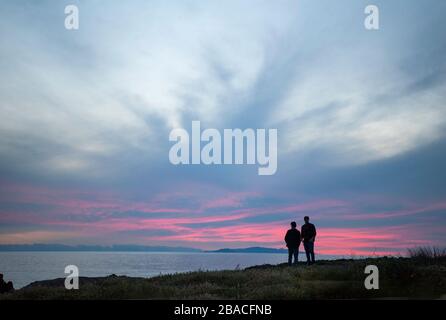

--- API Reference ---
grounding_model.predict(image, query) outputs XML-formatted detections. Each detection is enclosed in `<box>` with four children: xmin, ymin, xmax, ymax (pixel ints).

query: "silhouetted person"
<box><xmin>301</xmin><ymin>216</ymin><xmax>316</xmax><ymax>265</ymax></box>
<box><xmin>285</xmin><ymin>221</ymin><xmax>301</xmax><ymax>266</ymax></box>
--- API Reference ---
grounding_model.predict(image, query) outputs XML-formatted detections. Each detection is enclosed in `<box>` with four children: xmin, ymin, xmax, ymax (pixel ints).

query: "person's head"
<box><xmin>290</xmin><ymin>221</ymin><xmax>297</xmax><ymax>229</ymax></box>
<box><xmin>304</xmin><ymin>216</ymin><xmax>310</xmax><ymax>223</ymax></box>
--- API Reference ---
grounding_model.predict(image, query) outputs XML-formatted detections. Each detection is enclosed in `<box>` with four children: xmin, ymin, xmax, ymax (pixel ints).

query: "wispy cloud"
<box><xmin>1</xmin><ymin>182</ymin><xmax>445</xmax><ymax>254</ymax></box>
<box><xmin>0</xmin><ymin>1</ymin><xmax>445</xmax><ymax>254</ymax></box>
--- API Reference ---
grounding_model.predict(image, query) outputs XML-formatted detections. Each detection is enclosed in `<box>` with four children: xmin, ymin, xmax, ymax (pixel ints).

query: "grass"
<box><xmin>1</xmin><ymin>253</ymin><xmax>445</xmax><ymax>300</ymax></box>
<box><xmin>408</xmin><ymin>246</ymin><xmax>446</xmax><ymax>262</ymax></box>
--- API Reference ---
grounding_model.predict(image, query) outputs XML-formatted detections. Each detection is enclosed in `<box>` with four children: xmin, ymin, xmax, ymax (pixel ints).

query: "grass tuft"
<box><xmin>408</xmin><ymin>246</ymin><xmax>446</xmax><ymax>263</ymax></box>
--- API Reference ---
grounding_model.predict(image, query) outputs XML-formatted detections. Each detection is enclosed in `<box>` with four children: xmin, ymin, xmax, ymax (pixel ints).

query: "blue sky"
<box><xmin>0</xmin><ymin>0</ymin><xmax>445</xmax><ymax>254</ymax></box>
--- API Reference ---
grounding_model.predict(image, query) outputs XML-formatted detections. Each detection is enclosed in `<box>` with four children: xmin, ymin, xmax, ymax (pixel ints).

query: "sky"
<box><xmin>0</xmin><ymin>0</ymin><xmax>445</xmax><ymax>255</ymax></box>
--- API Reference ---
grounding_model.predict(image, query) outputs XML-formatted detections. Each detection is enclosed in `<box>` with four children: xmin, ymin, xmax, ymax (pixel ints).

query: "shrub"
<box><xmin>407</xmin><ymin>247</ymin><xmax>446</xmax><ymax>264</ymax></box>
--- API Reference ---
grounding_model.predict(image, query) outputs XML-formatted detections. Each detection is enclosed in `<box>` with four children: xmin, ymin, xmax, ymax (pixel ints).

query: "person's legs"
<box><xmin>293</xmin><ymin>247</ymin><xmax>299</xmax><ymax>265</ymax></box>
<box><xmin>288</xmin><ymin>248</ymin><xmax>293</xmax><ymax>266</ymax></box>
<box><xmin>308</xmin><ymin>242</ymin><xmax>315</xmax><ymax>264</ymax></box>
<box><xmin>303</xmin><ymin>242</ymin><xmax>311</xmax><ymax>264</ymax></box>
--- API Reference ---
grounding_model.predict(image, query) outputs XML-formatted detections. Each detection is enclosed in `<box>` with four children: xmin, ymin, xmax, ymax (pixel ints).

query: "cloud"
<box><xmin>0</xmin><ymin>0</ymin><xmax>297</xmax><ymax>177</ymax></box>
<box><xmin>0</xmin><ymin>230</ymin><xmax>80</xmax><ymax>244</ymax></box>
<box><xmin>0</xmin><ymin>1</ymin><xmax>445</xmax><ymax>254</ymax></box>
<box><xmin>2</xmin><ymin>0</ymin><xmax>445</xmax><ymax>178</ymax></box>
<box><xmin>271</xmin><ymin>32</ymin><xmax>446</xmax><ymax>166</ymax></box>
<box><xmin>1</xmin><ymin>182</ymin><xmax>445</xmax><ymax>254</ymax></box>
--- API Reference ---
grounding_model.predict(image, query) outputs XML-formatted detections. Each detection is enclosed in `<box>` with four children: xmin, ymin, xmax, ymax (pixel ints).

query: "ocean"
<box><xmin>0</xmin><ymin>251</ymin><xmax>338</xmax><ymax>288</ymax></box>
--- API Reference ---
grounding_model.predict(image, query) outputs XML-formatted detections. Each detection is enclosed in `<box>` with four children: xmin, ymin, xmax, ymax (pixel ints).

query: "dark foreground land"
<box><xmin>1</xmin><ymin>256</ymin><xmax>445</xmax><ymax>300</ymax></box>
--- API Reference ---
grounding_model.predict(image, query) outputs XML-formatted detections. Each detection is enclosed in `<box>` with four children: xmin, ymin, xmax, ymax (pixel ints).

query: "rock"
<box><xmin>0</xmin><ymin>273</ymin><xmax>14</xmax><ymax>294</ymax></box>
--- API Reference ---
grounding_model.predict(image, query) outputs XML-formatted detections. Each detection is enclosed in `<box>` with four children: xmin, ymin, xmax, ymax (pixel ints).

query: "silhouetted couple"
<box><xmin>284</xmin><ymin>216</ymin><xmax>317</xmax><ymax>266</ymax></box>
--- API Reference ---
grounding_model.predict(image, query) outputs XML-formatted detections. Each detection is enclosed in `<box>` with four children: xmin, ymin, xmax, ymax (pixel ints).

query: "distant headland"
<box><xmin>0</xmin><ymin>244</ymin><xmax>287</xmax><ymax>253</ymax></box>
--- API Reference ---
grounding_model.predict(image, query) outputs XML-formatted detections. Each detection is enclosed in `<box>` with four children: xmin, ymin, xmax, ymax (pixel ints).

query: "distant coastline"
<box><xmin>0</xmin><ymin>244</ymin><xmax>287</xmax><ymax>254</ymax></box>
<box><xmin>0</xmin><ymin>244</ymin><xmax>200</xmax><ymax>252</ymax></box>
<box><xmin>206</xmin><ymin>247</ymin><xmax>288</xmax><ymax>254</ymax></box>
